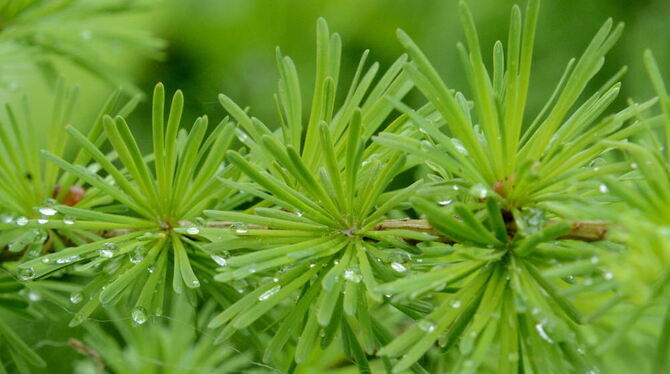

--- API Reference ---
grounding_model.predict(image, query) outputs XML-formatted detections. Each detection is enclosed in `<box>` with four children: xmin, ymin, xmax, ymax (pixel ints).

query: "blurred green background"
<box><xmin>13</xmin><ymin>0</ymin><xmax>670</xmax><ymax>148</ymax></box>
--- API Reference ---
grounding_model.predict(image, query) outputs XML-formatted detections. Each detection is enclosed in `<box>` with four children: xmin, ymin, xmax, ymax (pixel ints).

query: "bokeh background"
<box><xmin>12</xmin><ymin>0</ymin><xmax>670</xmax><ymax>149</ymax></box>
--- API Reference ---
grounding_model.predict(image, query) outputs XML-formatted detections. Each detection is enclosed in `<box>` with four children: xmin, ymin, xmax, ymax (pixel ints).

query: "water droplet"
<box><xmin>130</xmin><ymin>246</ymin><xmax>145</xmax><ymax>264</ymax></box>
<box><xmin>507</xmin><ymin>352</ymin><xmax>519</xmax><ymax>362</ymax></box>
<box><xmin>390</xmin><ymin>262</ymin><xmax>407</xmax><ymax>272</ymax></box>
<box><xmin>417</xmin><ymin>319</ymin><xmax>436</xmax><ymax>333</ymax></box>
<box><xmin>630</xmin><ymin>162</ymin><xmax>638</xmax><ymax>169</ymax></box>
<box><xmin>18</xmin><ymin>267</ymin><xmax>35</xmax><ymax>280</ymax></box>
<box><xmin>535</xmin><ymin>323</ymin><xmax>554</xmax><ymax>344</ymax></box>
<box><xmin>590</xmin><ymin>256</ymin><xmax>600</xmax><ymax>264</ymax></box>
<box><xmin>603</xmin><ymin>271</ymin><xmax>614</xmax><ymax>280</ymax></box>
<box><xmin>211</xmin><ymin>254</ymin><xmax>228</xmax><ymax>266</ymax></box>
<box><xmin>63</xmin><ymin>215</ymin><xmax>76</xmax><ymax>225</ymax></box>
<box><xmin>295</xmin><ymin>211</ymin><xmax>303</xmax><ymax>217</ymax></box>
<box><xmin>16</xmin><ymin>217</ymin><xmax>28</xmax><ymax>226</ymax></box>
<box><xmin>132</xmin><ymin>307</ymin><xmax>148</xmax><ymax>325</ymax></box>
<box><xmin>469</xmin><ymin>184</ymin><xmax>488</xmax><ymax>199</ymax></box>
<box><xmin>38</xmin><ymin>207</ymin><xmax>58</xmax><ymax>216</ymax></box>
<box><xmin>191</xmin><ymin>280</ymin><xmax>200</xmax><ymax>287</ymax></box>
<box><xmin>28</xmin><ymin>292</ymin><xmax>41</xmax><ymax>301</ymax></box>
<box><xmin>56</xmin><ymin>255</ymin><xmax>80</xmax><ymax>264</ymax></box>
<box><xmin>598</xmin><ymin>184</ymin><xmax>608</xmax><ymax>193</ymax></box>
<box><xmin>37</xmin><ymin>216</ymin><xmax>48</xmax><ymax>224</ymax></box>
<box><xmin>438</xmin><ymin>200</ymin><xmax>453</xmax><ymax>206</ymax></box>
<box><xmin>232</xmin><ymin>223</ymin><xmax>248</xmax><ymax>234</ymax></box>
<box><xmin>70</xmin><ymin>292</ymin><xmax>83</xmax><ymax>304</ymax></box>
<box><xmin>451</xmin><ymin>299</ymin><xmax>462</xmax><ymax>308</ymax></box>
<box><xmin>343</xmin><ymin>268</ymin><xmax>362</xmax><ymax>283</ymax></box>
<box><xmin>258</xmin><ymin>285</ymin><xmax>281</xmax><ymax>301</ymax></box>
<box><xmin>99</xmin><ymin>243</ymin><xmax>117</xmax><ymax>258</ymax></box>
<box><xmin>41</xmin><ymin>257</ymin><xmax>51</xmax><ymax>264</ymax></box>
<box><xmin>452</xmin><ymin>138</ymin><xmax>468</xmax><ymax>155</ymax></box>
<box><xmin>186</xmin><ymin>226</ymin><xmax>200</xmax><ymax>235</ymax></box>
<box><xmin>147</xmin><ymin>266</ymin><xmax>154</xmax><ymax>274</ymax></box>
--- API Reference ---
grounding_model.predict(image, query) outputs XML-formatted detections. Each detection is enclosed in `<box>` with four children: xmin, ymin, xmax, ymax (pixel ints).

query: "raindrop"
<box><xmin>63</xmin><ymin>215</ymin><xmax>76</xmax><ymax>225</ymax></box>
<box><xmin>452</xmin><ymin>138</ymin><xmax>468</xmax><ymax>155</ymax></box>
<box><xmin>450</xmin><ymin>299</ymin><xmax>462</xmax><ymax>309</ymax></box>
<box><xmin>18</xmin><ymin>267</ymin><xmax>35</xmax><ymax>280</ymax></box>
<box><xmin>232</xmin><ymin>223</ymin><xmax>248</xmax><ymax>234</ymax></box>
<box><xmin>258</xmin><ymin>285</ymin><xmax>281</xmax><ymax>301</ymax></box>
<box><xmin>28</xmin><ymin>292</ymin><xmax>41</xmax><ymax>301</ymax></box>
<box><xmin>130</xmin><ymin>246</ymin><xmax>145</xmax><ymax>264</ymax></box>
<box><xmin>37</xmin><ymin>216</ymin><xmax>48</xmax><ymax>224</ymax></box>
<box><xmin>630</xmin><ymin>162</ymin><xmax>638</xmax><ymax>169</ymax></box>
<box><xmin>70</xmin><ymin>292</ymin><xmax>83</xmax><ymax>304</ymax></box>
<box><xmin>535</xmin><ymin>323</ymin><xmax>554</xmax><ymax>344</ymax></box>
<box><xmin>99</xmin><ymin>243</ymin><xmax>117</xmax><ymax>258</ymax></box>
<box><xmin>598</xmin><ymin>184</ymin><xmax>608</xmax><ymax>193</ymax></box>
<box><xmin>469</xmin><ymin>184</ymin><xmax>488</xmax><ymax>199</ymax></box>
<box><xmin>132</xmin><ymin>307</ymin><xmax>148</xmax><ymax>325</ymax></box>
<box><xmin>417</xmin><ymin>319</ymin><xmax>436</xmax><ymax>333</ymax></box>
<box><xmin>191</xmin><ymin>280</ymin><xmax>200</xmax><ymax>287</ymax></box>
<box><xmin>16</xmin><ymin>217</ymin><xmax>28</xmax><ymax>226</ymax></box>
<box><xmin>186</xmin><ymin>226</ymin><xmax>200</xmax><ymax>235</ymax></box>
<box><xmin>211</xmin><ymin>254</ymin><xmax>228</xmax><ymax>266</ymax></box>
<box><xmin>38</xmin><ymin>207</ymin><xmax>58</xmax><ymax>216</ymax></box>
<box><xmin>603</xmin><ymin>272</ymin><xmax>614</xmax><ymax>280</ymax></box>
<box><xmin>438</xmin><ymin>200</ymin><xmax>453</xmax><ymax>206</ymax></box>
<box><xmin>390</xmin><ymin>262</ymin><xmax>407</xmax><ymax>272</ymax></box>
<box><xmin>590</xmin><ymin>256</ymin><xmax>600</xmax><ymax>264</ymax></box>
<box><xmin>343</xmin><ymin>268</ymin><xmax>362</xmax><ymax>283</ymax></box>
<box><xmin>56</xmin><ymin>255</ymin><xmax>81</xmax><ymax>264</ymax></box>
<box><xmin>452</xmin><ymin>185</ymin><xmax>460</xmax><ymax>191</ymax></box>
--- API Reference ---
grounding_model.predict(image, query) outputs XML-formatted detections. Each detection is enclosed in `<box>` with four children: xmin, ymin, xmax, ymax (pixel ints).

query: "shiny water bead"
<box><xmin>130</xmin><ymin>246</ymin><xmax>145</xmax><ymax>264</ymax></box>
<box><xmin>343</xmin><ymin>268</ymin><xmax>362</xmax><ymax>283</ymax></box>
<box><xmin>186</xmin><ymin>226</ymin><xmax>200</xmax><ymax>235</ymax></box>
<box><xmin>390</xmin><ymin>262</ymin><xmax>407</xmax><ymax>273</ymax></box>
<box><xmin>535</xmin><ymin>322</ymin><xmax>554</xmax><ymax>344</ymax></box>
<box><xmin>452</xmin><ymin>138</ymin><xmax>468</xmax><ymax>154</ymax></box>
<box><xmin>37</xmin><ymin>206</ymin><xmax>58</xmax><ymax>216</ymax></box>
<box><xmin>56</xmin><ymin>255</ymin><xmax>81</xmax><ymax>264</ymax></box>
<box><xmin>438</xmin><ymin>199</ymin><xmax>453</xmax><ymax>206</ymax></box>
<box><xmin>16</xmin><ymin>216</ymin><xmax>28</xmax><ymax>226</ymax></box>
<box><xmin>469</xmin><ymin>184</ymin><xmax>488</xmax><ymax>199</ymax></box>
<box><xmin>210</xmin><ymin>253</ymin><xmax>228</xmax><ymax>266</ymax></box>
<box><xmin>99</xmin><ymin>242</ymin><xmax>117</xmax><ymax>258</ymax></box>
<box><xmin>258</xmin><ymin>285</ymin><xmax>281</xmax><ymax>301</ymax></box>
<box><xmin>37</xmin><ymin>216</ymin><xmax>48</xmax><ymax>224</ymax></box>
<box><xmin>232</xmin><ymin>222</ymin><xmax>248</xmax><ymax>234</ymax></box>
<box><xmin>63</xmin><ymin>215</ymin><xmax>76</xmax><ymax>225</ymax></box>
<box><xmin>69</xmin><ymin>292</ymin><xmax>83</xmax><ymax>304</ymax></box>
<box><xmin>18</xmin><ymin>267</ymin><xmax>35</xmax><ymax>280</ymax></box>
<box><xmin>131</xmin><ymin>307</ymin><xmax>148</xmax><ymax>325</ymax></box>
<box><xmin>417</xmin><ymin>319</ymin><xmax>436</xmax><ymax>333</ymax></box>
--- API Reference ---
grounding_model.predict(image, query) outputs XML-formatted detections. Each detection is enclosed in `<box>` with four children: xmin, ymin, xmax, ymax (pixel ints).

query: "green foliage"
<box><xmin>0</xmin><ymin>0</ymin><xmax>164</xmax><ymax>93</ymax></box>
<box><xmin>1</xmin><ymin>0</ymin><xmax>670</xmax><ymax>373</ymax></box>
